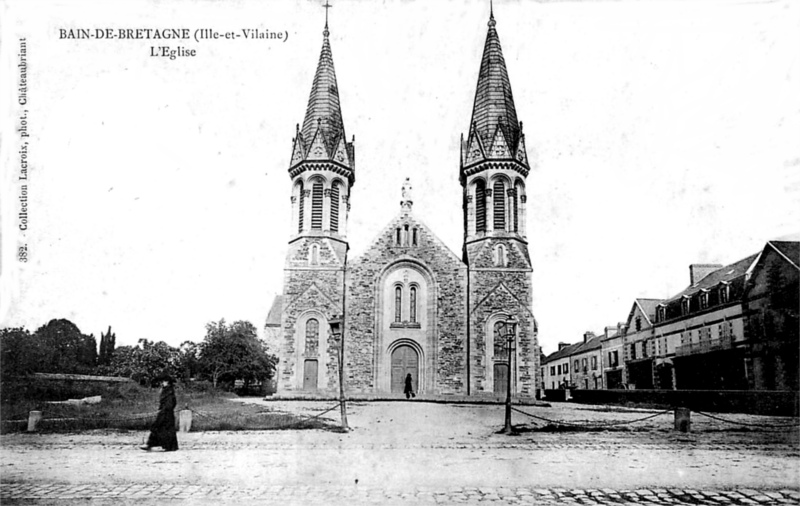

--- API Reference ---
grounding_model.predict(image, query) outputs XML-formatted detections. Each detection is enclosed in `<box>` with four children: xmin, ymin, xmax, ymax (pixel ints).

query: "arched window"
<box><xmin>311</xmin><ymin>181</ymin><xmax>323</xmax><ymax>230</ymax></box>
<box><xmin>330</xmin><ymin>181</ymin><xmax>340</xmax><ymax>233</ymax></box>
<box><xmin>494</xmin><ymin>244</ymin><xmax>507</xmax><ymax>267</ymax></box>
<box><xmin>493</xmin><ymin>321</ymin><xmax>508</xmax><ymax>361</ymax></box>
<box><xmin>410</xmin><ymin>286</ymin><xmax>417</xmax><ymax>323</ymax></box>
<box><xmin>395</xmin><ymin>286</ymin><xmax>402</xmax><ymax>323</ymax></box>
<box><xmin>305</xmin><ymin>318</ymin><xmax>319</xmax><ymax>356</ymax></box>
<box><xmin>310</xmin><ymin>244</ymin><xmax>319</xmax><ymax>265</ymax></box>
<box><xmin>297</xmin><ymin>181</ymin><xmax>305</xmax><ymax>233</ymax></box>
<box><xmin>493</xmin><ymin>180</ymin><xmax>506</xmax><ymax>231</ymax></box>
<box><xmin>475</xmin><ymin>180</ymin><xmax>486</xmax><ymax>233</ymax></box>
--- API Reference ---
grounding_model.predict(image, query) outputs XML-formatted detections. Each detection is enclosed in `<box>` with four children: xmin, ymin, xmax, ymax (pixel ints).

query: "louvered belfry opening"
<box><xmin>311</xmin><ymin>181</ymin><xmax>323</xmax><ymax>229</ymax></box>
<box><xmin>330</xmin><ymin>182</ymin><xmax>340</xmax><ymax>232</ymax></box>
<box><xmin>297</xmin><ymin>182</ymin><xmax>305</xmax><ymax>233</ymax></box>
<box><xmin>493</xmin><ymin>180</ymin><xmax>505</xmax><ymax>231</ymax></box>
<box><xmin>476</xmin><ymin>180</ymin><xmax>487</xmax><ymax>232</ymax></box>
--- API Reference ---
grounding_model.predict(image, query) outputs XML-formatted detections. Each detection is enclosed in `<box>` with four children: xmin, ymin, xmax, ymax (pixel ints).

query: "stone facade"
<box><xmin>270</xmin><ymin>11</ymin><xmax>540</xmax><ymax>398</ymax></box>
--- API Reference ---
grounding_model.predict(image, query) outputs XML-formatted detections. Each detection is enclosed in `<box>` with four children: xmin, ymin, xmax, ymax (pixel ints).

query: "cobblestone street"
<box><xmin>2</xmin><ymin>401</ymin><xmax>798</xmax><ymax>504</ymax></box>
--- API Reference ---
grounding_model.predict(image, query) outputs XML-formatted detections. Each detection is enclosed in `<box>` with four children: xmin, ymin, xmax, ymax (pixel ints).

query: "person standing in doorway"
<box><xmin>404</xmin><ymin>373</ymin><xmax>415</xmax><ymax>399</ymax></box>
<box><xmin>140</xmin><ymin>375</ymin><xmax>179</xmax><ymax>452</ymax></box>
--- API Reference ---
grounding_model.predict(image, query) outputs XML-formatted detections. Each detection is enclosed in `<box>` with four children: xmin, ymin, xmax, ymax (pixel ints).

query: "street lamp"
<box><xmin>328</xmin><ymin>315</ymin><xmax>349</xmax><ymax>431</ymax></box>
<box><xmin>499</xmin><ymin>316</ymin><xmax>518</xmax><ymax>434</ymax></box>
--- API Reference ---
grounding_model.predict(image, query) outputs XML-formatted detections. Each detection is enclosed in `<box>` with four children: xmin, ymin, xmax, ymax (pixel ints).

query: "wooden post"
<box><xmin>179</xmin><ymin>410</ymin><xmax>192</xmax><ymax>433</ymax></box>
<box><xmin>674</xmin><ymin>407</ymin><xmax>691</xmax><ymax>432</ymax></box>
<box><xmin>27</xmin><ymin>411</ymin><xmax>42</xmax><ymax>432</ymax></box>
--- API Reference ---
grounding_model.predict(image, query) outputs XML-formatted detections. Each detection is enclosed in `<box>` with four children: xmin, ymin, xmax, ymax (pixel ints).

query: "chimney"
<box><xmin>558</xmin><ymin>342</ymin><xmax>569</xmax><ymax>351</ymax></box>
<box><xmin>690</xmin><ymin>264</ymin><xmax>722</xmax><ymax>286</ymax></box>
<box><xmin>604</xmin><ymin>326</ymin><xmax>618</xmax><ymax>339</ymax></box>
<box><xmin>583</xmin><ymin>331</ymin><xmax>596</xmax><ymax>343</ymax></box>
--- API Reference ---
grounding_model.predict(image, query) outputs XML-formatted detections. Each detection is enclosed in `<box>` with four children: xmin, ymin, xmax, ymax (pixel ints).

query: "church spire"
<box><xmin>463</xmin><ymin>6</ymin><xmax>523</xmax><ymax>170</ymax></box>
<box><xmin>290</xmin><ymin>5</ymin><xmax>354</xmax><ymax>178</ymax></box>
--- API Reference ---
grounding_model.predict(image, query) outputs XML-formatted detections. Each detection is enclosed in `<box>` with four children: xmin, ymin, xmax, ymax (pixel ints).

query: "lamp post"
<box><xmin>501</xmin><ymin>316</ymin><xmax>518</xmax><ymax>435</ymax></box>
<box><xmin>328</xmin><ymin>315</ymin><xmax>349</xmax><ymax>431</ymax></box>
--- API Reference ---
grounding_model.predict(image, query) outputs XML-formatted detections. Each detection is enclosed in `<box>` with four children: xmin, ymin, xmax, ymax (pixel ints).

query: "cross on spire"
<box><xmin>324</xmin><ymin>1</ymin><xmax>332</xmax><ymax>28</ymax></box>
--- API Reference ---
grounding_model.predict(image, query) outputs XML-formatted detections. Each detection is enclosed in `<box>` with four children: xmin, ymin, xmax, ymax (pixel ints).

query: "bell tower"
<box><xmin>462</xmin><ymin>6</ymin><xmax>539</xmax><ymax>397</ymax></box>
<box><xmin>278</xmin><ymin>11</ymin><xmax>355</xmax><ymax>393</ymax></box>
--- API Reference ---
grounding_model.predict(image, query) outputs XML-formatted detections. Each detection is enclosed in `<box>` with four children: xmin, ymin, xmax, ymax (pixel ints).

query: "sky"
<box><xmin>1</xmin><ymin>0</ymin><xmax>798</xmax><ymax>355</ymax></box>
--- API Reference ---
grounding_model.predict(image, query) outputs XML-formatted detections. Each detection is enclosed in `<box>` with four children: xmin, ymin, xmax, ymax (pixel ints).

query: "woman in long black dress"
<box><xmin>140</xmin><ymin>376</ymin><xmax>179</xmax><ymax>452</ymax></box>
<box><xmin>404</xmin><ymin>373</ymin><xmax>415</xmax><ymax>399</ymax></box>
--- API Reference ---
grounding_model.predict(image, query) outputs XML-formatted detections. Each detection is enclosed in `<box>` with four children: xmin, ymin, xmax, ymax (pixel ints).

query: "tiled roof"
<box><xmin>769</xmin><ymin>240</ymin><xmax>800</xmax><ymax>269</ymax></box>
<box><xmin>468</xmin><ymin>13</ymin><xmax>520</xmax><ymax>153</ymax></box>
<box><xmin>542</xmin><ymin>343</ymin><xmax>581</xmax><ymax>364</ymax></box>
<box><xmin>300</xmin><ymin>26</ymin><xmax>345</xmax><ymax>153</ymax></box>
<box><xmin>265</xmin><ymin>295</ymin><xmax>284</xmax><ymax>326</ymax></box>
<box><xmin>570</xmin><ymin>335</ymin><xmax>602</xmax><ymax>355</ymax></box>
<box><xmin>663</xmin><ymin>254</ymin><xmax>759</xmax><ymax>303</ymax></box>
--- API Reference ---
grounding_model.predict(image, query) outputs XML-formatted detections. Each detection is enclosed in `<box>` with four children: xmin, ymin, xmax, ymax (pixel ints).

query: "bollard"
<box><xmin>27</xmin><ymin>411</ymin><xmax>42</xmax><ymax>432</ymax></box>
<box><xmin>179</xmin><ymin>409</ymin><xmax>192</xmax><ymax>433</ymax></box>
<box><xmin>674</xmin><ymin>407</ymin><xmax>691</xmax><ymax>432</ymax></box>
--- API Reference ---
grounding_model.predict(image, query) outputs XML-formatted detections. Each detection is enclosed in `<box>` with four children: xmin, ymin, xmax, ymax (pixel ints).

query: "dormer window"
<box><xmin>700</xmin><ymin>290</ymin><xmax>709</xmax><ymax>310</ymax></box>
<box><xmin>719</xmin><ymin>283</ymin><xmax>729</xmax><ymax>304</ymax></box>
<box><xmin>681</xmin><ymin>296</ymin><xmax>690</xmax><ymax>316</ymax></box>
<box><xmin>656</xmin><ymin>305</ymin><xmax>666</xmax><ymax>323</ymax></box>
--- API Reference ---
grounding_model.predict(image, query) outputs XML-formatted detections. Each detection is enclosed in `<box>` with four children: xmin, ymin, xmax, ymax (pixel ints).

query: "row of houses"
<box><xmin>541</xmin><ymin>237</ymin><xmax>799</xmax><ymax>392</ymax></box>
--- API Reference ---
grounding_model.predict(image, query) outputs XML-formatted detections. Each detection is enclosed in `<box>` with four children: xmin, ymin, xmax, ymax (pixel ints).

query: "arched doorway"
<box><xmin>391</xmin><ymin>345</ymin><xmax>419</xmax><ymax>393</ymax></box>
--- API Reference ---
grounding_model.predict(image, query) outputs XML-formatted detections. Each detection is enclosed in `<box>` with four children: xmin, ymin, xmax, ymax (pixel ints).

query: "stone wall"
<box><xmin>346</xmin><ymin>212</ymin><xmax>468</xmax><ymax>394</ymax></box>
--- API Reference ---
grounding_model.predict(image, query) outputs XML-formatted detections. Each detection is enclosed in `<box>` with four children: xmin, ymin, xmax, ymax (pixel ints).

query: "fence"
<box><xmin>561</xmin><ymin>389</ymin><xmax>799</xmax><ymax>416</ymax></box>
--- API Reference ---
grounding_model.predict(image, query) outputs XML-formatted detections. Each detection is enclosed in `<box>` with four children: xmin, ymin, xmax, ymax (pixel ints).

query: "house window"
<box><xmin>630</xmin><ymin>344</ymin><xmax>637</xmax><ymax>360</ymax></box>
<box><xmin>311</xmin><ymin>181</ymin><xmax>323</xmax><ymax>230</ymax></box>
<box><xmin>493</xmin><ymin>180</ymin><xmax>506</xmax><ymax>231</ymax></box>
<box><xmin>591</xmin><ymin>356</ymin><xmax>597</xmax><ymax>370</ymax></box>
<box><xmin>612</xmin><ymin>350</ymin><xmax>619</xmax><ymax>367</ymax></box>
<box><xmin>574</xmin><ymin>359</ymin><xmax>579</xmax><ymax>371</ymax></box>
<box><xmin>635</xmin><ymin>317</ymin><xmax>642</xmax><ymax>332</ymax></box>
<box><xmin>394</xmin><ymin>286</ymin><xmax>402</xmax><ymax>323</ymax></box>
<box><xmin>581</xmin><ymin>358</ymin><xmax>587</xmax><ymax>372</ymax></box>
<box><xmin>550</xmin><ymin>366</ymin><xmax>556</xmax><ymax>376</ymax></box>
<box><xmin>720</xmin><ymin>285</ymin><xmax>729</xmax><ymax>304</ymax></box>
<box><xmin>305</xmin><ymin>318</ymin><xmax>319</xmax><ymax>356</ymax></box>
<box><xmin>475</xmin><ymin>180</ymin><xmax>486</xmax><ymax>233</ymax></box>
<box><xmin>642</xmin><ymin>341</ymin><xmax>648</xmax><ymax>358</ymax></box>
<box><xmin>409</xmin><ymin>286</ymin><xmax>417</xmax><ymax>323</ymax></box>
<box><xmin>557</xmin><ymin>365</ymin><xmax>562</xmax><ymax>375</ymax></box>
<box><xmin>564</xmin><ymin>363</ymin><xmax>569</xmax><ymax>374</ymax></box>
<box><xmin>330</xmin><ymin>182</ymin><xmax>340</xmax><ymax>232</ymax></box>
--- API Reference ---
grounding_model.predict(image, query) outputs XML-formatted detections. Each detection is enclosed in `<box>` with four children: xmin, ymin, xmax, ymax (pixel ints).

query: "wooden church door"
<box><xmin>391</xmin><ymin>345</ymin><xmax>419</xmax><ymax>393</ymax></box>
<box><xmin>303</xmin><ymin>359</ymin><xmax>318</xmax><ymax>390</ymax></box>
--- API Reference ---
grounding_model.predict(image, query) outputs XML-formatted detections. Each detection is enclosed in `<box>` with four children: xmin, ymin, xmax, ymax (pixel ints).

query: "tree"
<box><xmin>32</xmin><ymin>319</ymin><xmax>97</xmax><ymax>374</ymax></box>
<box><xmin>108</xmin><ymin>339</ymin><xmax>180</xmax><ymax>385</ymax></box>
<box><xmin>199</xmin><ymin>320</ymin><xmax>276</xmax><ymax>389</ymax></box>
<box><xmin>176</xmin><ymin>340</ymin><xmax>201</xmax><ymax>382</ymax></box>
<box><xmin>98</xmin><ymin>326</ymin><xmax>116</xmax><ymax>366</ymax></box>
<box><xmin>0</xmin><ymin>327</ymin><xmax>36</xmax><ymax>378</ymax></box>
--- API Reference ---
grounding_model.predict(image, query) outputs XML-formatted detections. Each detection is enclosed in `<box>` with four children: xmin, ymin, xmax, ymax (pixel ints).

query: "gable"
<box><xmin>471</xmin><ymin>280</ymin><xmax>534</xmax><ymax>318</ymax></box>
<box><xmin>286</xmin><ymin>237</ymin><xmax>344</xmax><ymax>268</ymax></box>
<box><xmin>350</xmin><ymin>212</ymin><xmax>464</xmax><ymax>270</ymax></box>
<box><xmin>284</xmin><ymin>281</ymin><xmax>338</xmax><ymax>315</ymax></box>
<box><xmin>465</xmin><ymin>238</ymin><xmax>531</xmax><ymax>270</ymax></box>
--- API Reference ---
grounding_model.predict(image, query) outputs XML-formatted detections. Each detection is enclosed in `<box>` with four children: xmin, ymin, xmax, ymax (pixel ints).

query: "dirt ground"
<box><xmin>1</xmin><ymin>400</ymin><xmax>798</xmax><ymax>492</ymax></box>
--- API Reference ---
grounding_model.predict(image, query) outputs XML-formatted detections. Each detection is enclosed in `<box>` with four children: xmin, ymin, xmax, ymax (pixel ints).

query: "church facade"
<box><xmin>266</xmin><ymin>10</ymin><xmax>540</xmax><ymax>398</ymax></box>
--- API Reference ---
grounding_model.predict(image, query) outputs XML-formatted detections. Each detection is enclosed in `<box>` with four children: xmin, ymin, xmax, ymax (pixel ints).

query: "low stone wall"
<box><xmin>566</xmin><ymin>389</ymin><xmax>799</xmax><ymax>416</ymax></box>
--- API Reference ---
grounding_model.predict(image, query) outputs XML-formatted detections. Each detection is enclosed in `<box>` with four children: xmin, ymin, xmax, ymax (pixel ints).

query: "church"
<box><xmin>265</xmin><ymin>7</ymin><xmax>540</xmax><ymax>398</ymax></box>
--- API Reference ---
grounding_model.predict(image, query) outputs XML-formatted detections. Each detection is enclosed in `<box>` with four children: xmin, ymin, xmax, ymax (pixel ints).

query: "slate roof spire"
<box><xmin>289</xmin><ymin>6</ymin><xmax>355</xmax><ymax>180</ymax></box>
<box><xmin>300</xmin><ymin>21</ymin><xmax>344</xmax><ymax>151</ymax></box>
<box><xmin>460</xmin><ymin>5</ymin><xmax>528</xmax><ymax>178</ymax></box>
